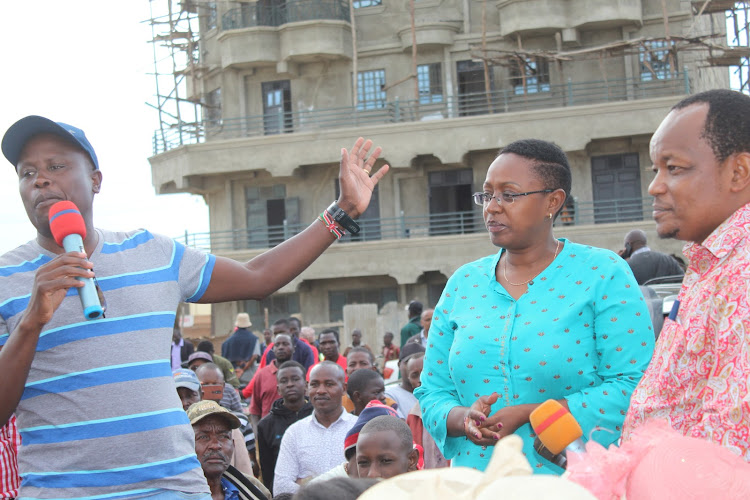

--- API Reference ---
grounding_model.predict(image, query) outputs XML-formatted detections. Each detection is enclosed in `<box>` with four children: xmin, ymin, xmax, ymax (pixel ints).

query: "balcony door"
<box><xmin>246</xmin><ymin>185</ymin><xmax>299</xmax><ymax>248</ymax></box>
<box><xmin>591</xmin><ymin>153</ymin><xmax>643</xmax><ymax>223</ymax></box>
<box><xmin>262</xmin><ymin>80</ymin><xmax>292</xmax><ymax>135</ymax></box>
<box><xmin>428</xmin><ymin>169</ymin><xmax>476</xmax><ymax>235</ymax></box>
<box><xmin>456</xmin><ymin>60</ymin><xmax>490</xmax><ymax>116</ymax></box>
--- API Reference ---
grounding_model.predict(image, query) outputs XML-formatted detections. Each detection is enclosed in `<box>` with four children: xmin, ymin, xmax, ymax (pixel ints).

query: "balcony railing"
<box><xmin>152</xmin><ymin>72</ymin><xmax>689</xmax><ymax>155</ymax></box>
<box><xmin>175</xmin><ymin>197</ymin><xmax>653</xmax><ymax>251</ymax></box>
<box><xmin>222</xmin><ymin>0</ymin><xmax>349</xmax><ymax>30</ymax></box>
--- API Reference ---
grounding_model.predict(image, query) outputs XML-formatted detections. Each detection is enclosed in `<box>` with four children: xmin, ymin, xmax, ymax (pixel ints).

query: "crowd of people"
<box><xmin>1</xmin><ymin>87</ymin><xmax>750</xmax><ymax>499</ymax></box>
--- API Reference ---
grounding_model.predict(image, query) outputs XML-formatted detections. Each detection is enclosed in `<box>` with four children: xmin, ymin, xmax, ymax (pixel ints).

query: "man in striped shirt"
<box><xmin>0</xmin><ymin>115</ymin><xmax>388</xmax><ymax>499</ymax></box>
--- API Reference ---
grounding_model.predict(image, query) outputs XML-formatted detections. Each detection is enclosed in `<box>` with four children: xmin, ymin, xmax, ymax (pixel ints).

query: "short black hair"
<box><xmin>346</xmin><ymin>368</ymin><xmax>383</xmax><ymax>399</ymax></box>
<box><xmin>294</xmin><ymin>477</ymin><xmax>378</xmax><ymax>500</ymax></box>
<box><xmin>348</xmin><ymin>346</ymin><xmax>375</xmax><ymax>365</ymax></box>
<box><xmin>408</xmin><ymin>301</ymin><xmax>423</xmax><ymax>317</ymax></box>
<box><xmin>310</xmin><ymin>360</ymin><xmax>345</xmax><ymax>381</ymax></box>
<box><xmin>360</xmin><ymin>415</ymin><xmax>414</xmax><ymax>452</ymax></box>
<box><xmin>273</xmin><ymin>318</ymin><xmax>290</xmax><ymax>328</ymax></box>
<box><xmin>277</xmin><ymin>360</ymin><xmax>305</xmax><ymax>379</ymax></box>
<box><xmin>498</xmin><ymin>139</ymin><xmax>572</xmax><ymax>218</ymax></box>
<box><xmin>288</xmin><ymin>317</ymin><xmax>301</xmax><ymax>328</ymax></box>
<box><xmin>320</xmin><ymin>328</ymin><xmax>339</xmax><ymax>344</ymax></box>
<box><xmin>196</xmin><ymin>340</ymin><xmax>214</xmax><ymax>354</ymax></box>
<box><xmin>673</xmin><ymin>89</ymin><xmax>750</xmax><ymax>163</ymax></box>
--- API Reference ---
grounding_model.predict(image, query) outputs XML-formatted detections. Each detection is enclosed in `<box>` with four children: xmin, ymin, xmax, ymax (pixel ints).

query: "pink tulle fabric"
<box><xmin>566</xmin><ymin>420</ymin><xmax>750</xmax><ymax>500</ymax></box>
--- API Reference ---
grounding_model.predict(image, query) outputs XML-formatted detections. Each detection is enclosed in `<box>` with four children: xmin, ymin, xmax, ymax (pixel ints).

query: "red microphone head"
<box><xmin>48</xmin><ymin>201</ymin><xmax>86</xmax><ymax>246</ymax></box>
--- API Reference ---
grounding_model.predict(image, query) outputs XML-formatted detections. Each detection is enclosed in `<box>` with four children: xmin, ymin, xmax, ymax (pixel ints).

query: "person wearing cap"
<box><xmin>385</xmin><ymin>341</ymin><xmax>425</xmax><ymax>419</ymax></box>
<box><xmin>0</xmin><ymin>114</ymin><xmax>387</xmax><ymax>500</ymax></box>
<box><xmin>174</xmin><ymin>368</ymin><xmax>254</xmax><ymax>478</ymax></box>
<box><xmin>222</xmin><ymin>313</ymin><xmax>261</xmax><ymax>381</ymax></box>
<box><xmin>273</xmin><ymin>361</ymin><xmax>356</xmax><ymax>496</ymax></box>
<box><xmin>174</xmin><ymin>368</ymin><xmax>203</xmax><ymax>411</ymax></box>
<box><xmin>188</xmin><ymin>400</ymin><xmax>271</xmax><ymax>500</ymax></box>
<box><xmin>400</xmin><ymin>300</ymin><xmax>423</xmax><ymax>349</ymax></box>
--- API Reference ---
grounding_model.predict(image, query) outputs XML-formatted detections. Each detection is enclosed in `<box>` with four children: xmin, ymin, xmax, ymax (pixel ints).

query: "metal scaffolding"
<box><xmin>146</xmin><ymin>0</ymin><xmax>210</xmax><ymax>154</ymax></box>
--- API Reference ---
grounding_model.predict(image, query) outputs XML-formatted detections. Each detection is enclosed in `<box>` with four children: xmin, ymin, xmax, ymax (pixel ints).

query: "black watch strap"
<box><xmin>326</xmin><ymin>202</ymin><xmax>360</xmax><ymax>234</ymax></box>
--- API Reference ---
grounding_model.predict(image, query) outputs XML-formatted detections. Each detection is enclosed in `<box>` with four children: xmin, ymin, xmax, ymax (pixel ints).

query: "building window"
<box><xmin>204</xmin><ymin>1</ymin><xmax>217</xmax><ymax>30</ymax></box>
<box><xmin>328</xmin><ymin>287</ymin><xmax>397</xmax><ymax>322</ymax></box>
<box><xmin>357</xmin><ymin>69</ymin><xmax>386</xmax><ymax>110</ymax></box>
<box><xmin>243</xmin><ymin>293</ymin><xmax>300</xmax><ymax>331</ymax></box>
<box><xmin>640</xmin><ymin>41</ymin><xmax>675</xmax><ymax>81</ymax></box>
<box><xmin>510</xmin><ymin>57</ymin><xmax>550</xmax><ymax>94</ymax></box>
<box><xmin>353</xmin><ymin>0</ymin><xmax>382</xmax><ymax>8</ymax></box>
<box><xmin>417</xmin><ymin>63</ymin><xmax>443</xmax><ymax>104</ymax></box>
<box><xmin>204</xmin><ymin>88</ymin><xmax>222</xmax><ymax>126</ymax></box>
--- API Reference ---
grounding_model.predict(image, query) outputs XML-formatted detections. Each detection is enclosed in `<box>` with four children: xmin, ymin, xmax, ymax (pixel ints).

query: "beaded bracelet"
<box><xmin>318</xmin><ymin>210</ymin><xmax>345</xmax><ymax>239</ymax></box>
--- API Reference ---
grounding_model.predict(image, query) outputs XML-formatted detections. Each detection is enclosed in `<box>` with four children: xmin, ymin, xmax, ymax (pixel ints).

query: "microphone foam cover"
<box><xmin>49</xmin><ymin>201</ymin><xmax>86</xmax><ymax>247</ymax></box>
<box><xmin>529</xmin><ymin>399</ymin><xmax>583</xmax><ymax>455</ymax></box>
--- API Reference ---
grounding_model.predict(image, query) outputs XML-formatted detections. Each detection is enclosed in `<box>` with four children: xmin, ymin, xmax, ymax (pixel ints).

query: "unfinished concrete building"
<box><xmin>148</xmin><ymin>0</ymin><xmax>745</xmax><ymax>335</ymax></box>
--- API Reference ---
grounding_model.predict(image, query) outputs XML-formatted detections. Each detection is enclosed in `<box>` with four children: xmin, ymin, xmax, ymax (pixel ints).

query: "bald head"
<box><xmin>624</xmin><ymin>229</ymin><xmax>647</xmax><ymax>250</ymax></box>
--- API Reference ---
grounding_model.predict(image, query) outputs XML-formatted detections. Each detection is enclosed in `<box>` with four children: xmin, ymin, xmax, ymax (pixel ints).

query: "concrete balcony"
<box><xmin>219</xmin><ymin>0</ymin><xmax>351</xmax><ymax>67</ymax></box>
<box><xmin>218</xmin><ymin>27</ymin><xmax>280</xmax><ymax>69</ymax></box>
<box><xmin>280</xmin><ymin>20</ymin><xmax>352</xmax><ymax>62</ymax></box>
<box><xmin>397</xmin><ymin>21</ymin><xmax>462</xmax><ymax>51</ymax></box>
<box><xmin>496</xmin><ymin>0</ymin><xmax>642</xmax><ymax>37</ymax></box>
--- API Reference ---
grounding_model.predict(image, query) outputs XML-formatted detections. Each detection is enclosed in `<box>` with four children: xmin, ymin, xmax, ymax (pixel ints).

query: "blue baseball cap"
<box><xmin>2</xmin><ymin>115</ymin><xmax>99</xmax><ymax>170</ymax></box>
<box><xmin>173</xmin><ymin>368</ymin><xmax>200</xmax><ymax>392</ymax></box>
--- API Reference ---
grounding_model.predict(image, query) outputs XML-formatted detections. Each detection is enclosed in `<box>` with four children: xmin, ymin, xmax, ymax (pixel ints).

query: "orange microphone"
<box><xmin>529</xmin><ymin>399</ymin><xmax>586</xmax><ymax>468</ymax></box>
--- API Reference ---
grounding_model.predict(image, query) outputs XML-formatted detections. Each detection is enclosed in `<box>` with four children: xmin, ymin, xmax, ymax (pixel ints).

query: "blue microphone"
<box><xmin>48</xmin><ymin>201</ymin><xmax>104</xmax><ymax>320</ymax></box>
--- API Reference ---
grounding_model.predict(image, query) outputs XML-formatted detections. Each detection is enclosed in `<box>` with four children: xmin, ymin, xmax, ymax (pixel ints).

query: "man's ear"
<box><xmin>91</xmin><ymin>170</ymin><xmax>102</xmax><ymax>194</ymax></box>
<box><xmin>407</xmin><ymin>447</ymin><xmax>419</xmax><ymax>472</ymax></box>
<box><xmin>729</xmin><ymin>152</ymin><xmax>750</xmax><ymax>193</ymax></box>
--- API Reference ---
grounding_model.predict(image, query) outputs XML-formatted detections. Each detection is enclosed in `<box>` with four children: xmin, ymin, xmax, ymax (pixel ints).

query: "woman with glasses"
<box><xmin>414</xmin><ymin>139</ymin><xmax>654</xmax><ymax>474</ymax></box>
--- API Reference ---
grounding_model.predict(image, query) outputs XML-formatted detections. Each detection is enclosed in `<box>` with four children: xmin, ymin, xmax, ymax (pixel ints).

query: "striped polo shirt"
<box><xmin>0</xmin><ymin>229</ymin><xmax>216</xmax><ymax>499</ymax></box>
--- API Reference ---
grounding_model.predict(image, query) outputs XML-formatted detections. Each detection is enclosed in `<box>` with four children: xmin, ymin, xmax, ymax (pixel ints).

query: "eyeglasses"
<box><xmin>473</xmin><ymin>189</ymin><xmax>554</xmax><ymax>206</ymax></box>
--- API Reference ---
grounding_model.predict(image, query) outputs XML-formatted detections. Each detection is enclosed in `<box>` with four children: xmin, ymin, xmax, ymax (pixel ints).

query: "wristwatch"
<box><xmin>326</xmin><ymin>201</ymin><xmax>360</xmax><ymax>234</ymax></box>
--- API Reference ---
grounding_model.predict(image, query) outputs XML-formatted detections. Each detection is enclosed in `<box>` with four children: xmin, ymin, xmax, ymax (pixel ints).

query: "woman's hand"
<box><xmin>336</xmin><ymin>137</ymin><xmax>389</xmax><ymax>219</ymax></box>
<box><xmin>485</xmin><ymin>404</ymin><xmax>537</xmax><ymax>439</ymax></box>
<box><xmin>463</xmin><ymin>392</ymin><xmax>504</xmax><ymax>446</ymax></box>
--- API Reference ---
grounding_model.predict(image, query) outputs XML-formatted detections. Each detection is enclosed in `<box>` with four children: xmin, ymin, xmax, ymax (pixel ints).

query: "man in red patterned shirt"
<box><xmin>623</xmin><ymin>89</ymin><xmax>750</xmax><ymax>459</ymax></box>
<box><xmin>0</xmin><ymin>414</ymin><xmax>20</xmax><ymax>499</ymax></box>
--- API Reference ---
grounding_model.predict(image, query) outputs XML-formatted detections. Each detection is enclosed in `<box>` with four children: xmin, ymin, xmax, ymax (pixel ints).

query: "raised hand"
<box><xmin>337</xmin><ymin>137</ymin><xmax>390</xmax><ymax>219</ymax></box>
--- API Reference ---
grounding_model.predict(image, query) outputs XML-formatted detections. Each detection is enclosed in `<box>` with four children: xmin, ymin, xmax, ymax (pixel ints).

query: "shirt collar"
<box><xmin>220</xmin><ymin>476</ymin><xmax>240</xmax><ymax>499</ymax></box>
<box><xmin>685</xmin><ymin>201</ymin><xmax>750</xmax><ymax>261</ymax></box>
<box><xmin>631</xmin><ymin>246</ymin><xmax>650</xmax><ymax>256</ymax></box>
<box><xmin>311</xmin><ymin>407</ymin><xmax>349</xmax><ymax>428</ymax></box>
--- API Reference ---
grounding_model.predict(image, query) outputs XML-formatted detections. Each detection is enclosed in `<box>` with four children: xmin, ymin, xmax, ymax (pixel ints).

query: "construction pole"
<box><xmin>350</xmin><ymin>0</ymin><xmax>358</xmax><ymax>110</ymax></box>
<box><xmin>411</xmin><ymin>0</ymin><xmax>419</xmax><ymax>118</ymax></box>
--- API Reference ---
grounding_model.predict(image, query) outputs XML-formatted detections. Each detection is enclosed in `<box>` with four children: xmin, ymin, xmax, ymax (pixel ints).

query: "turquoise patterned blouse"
<box><xmin>414</xmin><ymin>239</ymin><xmax>655</xmax><ymax>473</ymax></box>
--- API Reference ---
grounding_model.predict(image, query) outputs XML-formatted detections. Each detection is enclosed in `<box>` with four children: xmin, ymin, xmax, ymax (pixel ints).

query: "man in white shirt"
<box><xmin>272</xmin><ymin>361</ymin><xmax>356</xmax><ymax>496</ymax></box>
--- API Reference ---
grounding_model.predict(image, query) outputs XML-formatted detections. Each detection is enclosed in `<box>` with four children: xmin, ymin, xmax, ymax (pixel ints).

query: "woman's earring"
<box><xmin>547</xmin><ymin>213</ymin><xmax>553</xmax><ymax>220</ymax></box>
